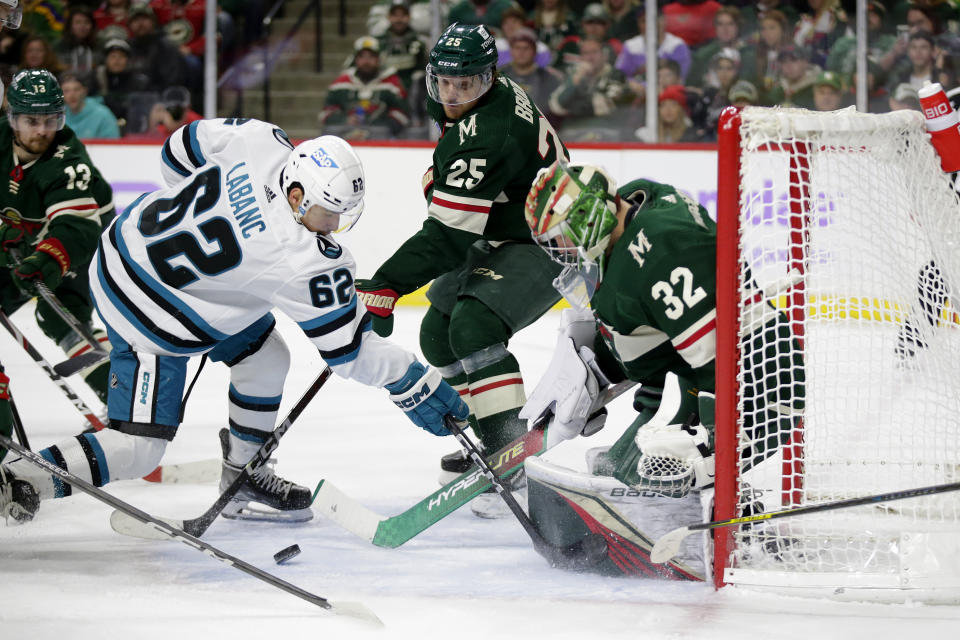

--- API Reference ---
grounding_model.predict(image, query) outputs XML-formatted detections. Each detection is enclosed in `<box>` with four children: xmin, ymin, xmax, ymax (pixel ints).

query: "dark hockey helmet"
<box><xmin>7</xmin><ymin>69</ymin><xmax>65</xmax><ymax>131</ymax></box>
<box><xmin>425</xmin><ymin>22</ymin><xmax>497</xmax><ymax>105</ymax></box>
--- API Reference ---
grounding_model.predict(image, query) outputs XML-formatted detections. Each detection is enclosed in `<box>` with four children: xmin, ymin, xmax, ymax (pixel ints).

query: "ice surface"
<box><xmin>1</xmin><ymin>305</ymin><xmax>958</xmax><ymax>639</ymax></box>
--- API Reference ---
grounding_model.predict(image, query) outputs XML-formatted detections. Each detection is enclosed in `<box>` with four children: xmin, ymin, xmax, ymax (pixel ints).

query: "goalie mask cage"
<box><xmin>714</xmin><ymin>106</ymin><xmax>960</xmax><ymax>602</ymax></box>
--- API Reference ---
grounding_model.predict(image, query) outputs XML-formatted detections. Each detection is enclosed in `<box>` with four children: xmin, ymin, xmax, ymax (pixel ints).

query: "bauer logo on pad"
<box><xmin>310</xmin><ymin>148</ymin><xmax>339</xmax><ymax>169</ymax></box>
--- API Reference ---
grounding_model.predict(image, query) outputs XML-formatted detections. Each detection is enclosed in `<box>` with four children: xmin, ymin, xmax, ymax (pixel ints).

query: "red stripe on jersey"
<box><xmin>674</xmin><ymin>317</ymin><xmax>716</xmax><ymax>351</ymax></box>
<box><xmin>47</xmin><ymin>202</ymin><xmax>100</xmax><ymax>219</ymax></box>
<box><xmin>470</xmin><ymin>377</ymin><xmax>523</xmax><ymax>396</ymax></box>
<box><xmin>72</xmin><ymin>336</ymin><xmax>109</xmax><ymax>357</ymax></box>
<box><xmin>431</xmin><ymin>195</ymin><xmax>490</xmax><ymax>214</ymax></box>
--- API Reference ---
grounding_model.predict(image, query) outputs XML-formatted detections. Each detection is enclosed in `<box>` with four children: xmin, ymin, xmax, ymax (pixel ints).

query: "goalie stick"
<box><xmin>0</xmin><ymin>316</ymin><xmax>218</xmax><ymax>483</ymax></box>
<box><xmin>110</xmin><ymin>366</ymin><xmax>332</xmax><ymax>540</ymax></box>
<box><xmin>650</xmin><ymin>479</ymin><xmax>960</xmax><ymax>564</ymax></box>
<box><xmin>0</xmin><ymin>432</ymin><xmax>381</xmax><ymax>626</ymax></box>
<box><xmin>311</xmin><ymin>380</ymin><xmax>636</xmax><ymax>548</ymax></box>
<box><xmin>444</xmin><ymin>416</ymin><xmax>608</xmax><ymax>571</ymax></box>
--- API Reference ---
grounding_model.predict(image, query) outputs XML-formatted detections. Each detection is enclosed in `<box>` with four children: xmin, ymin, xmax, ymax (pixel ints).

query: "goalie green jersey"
<box><xmin>591</xmin><ymin>179</ymin><xmax>719</xmax><ymax>393</ymax></box>
<box><xmin>372</xmin><ymin>76</ymin><xmax>568</xmax><ymax>294</ymax></box>
<box><xmin>0</xmin><ymin>120</ymin><xmax>114</xmax><ymax>269</ymax></box>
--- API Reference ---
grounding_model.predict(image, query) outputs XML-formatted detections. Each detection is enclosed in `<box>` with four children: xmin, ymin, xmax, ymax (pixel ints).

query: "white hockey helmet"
<box><xmin>281</xmin><ymin>136</ymin><xmax>365</xmax><ymax>232</ymax></box>
<box><xmin>0</xmin><ymin>0</ymin><xmax>22</xmax><ymax>29</ymax></box>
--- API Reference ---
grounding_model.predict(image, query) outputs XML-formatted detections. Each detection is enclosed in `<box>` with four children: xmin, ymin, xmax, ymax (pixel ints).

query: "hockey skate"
<box><xmin>218</xmin><ymin>429</ymin><xmax>313</xmax><ymax>523</ymax></box>
<box><xmin>0</xmin><ymin>465</ymin><xmax>39</xmax><ymax>524</ymax></box>
<box><xmin>470</xmin><ymin>468</ymin><xmax>527</xmax><ymax>519</ymax></box>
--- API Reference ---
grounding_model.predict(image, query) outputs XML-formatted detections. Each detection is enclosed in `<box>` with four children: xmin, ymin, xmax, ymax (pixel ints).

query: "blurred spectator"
<box><xmin>148</xmin><ymin>84</ymin><xmax>201</xmax><ymax>137</ymax></box>
<box><xmin>658</xmin><ymin>58</ymin><xmax>684</xmax><ymax>88</ymax></box>
<box><xmin>740</xmin><ymin>0</ymin><xmax>799</xmax><ymax>41</ymax></box>
<box><xmin>219</xmin><ymin>0</ymin><xmax>267</xmax><ymax>50</ymax></box>
<box><xmin>127</xmin><ymin>4</ymin><xmax>186</xmax><ymax>91</ymax></box>
<box><xmin>886</xmin><ymin>30</ymin><xmax>939</xmax><ymax>93</ymax></box>
<box><xmin>555</xmin><ymin>3</ymin><xmax>622</xmax><ymax>70</ymax></box>
<box><xmin>728</xmin><ymin>78</ymin><xmax>759</xmax><ymax>108</ymax></box>
<box><xmin>0</xmin><ymin>26</ymin><xmax>26</xmax><ymax>81</ymax></box>
<box><xmin>61</xmin><ymin>70</ymin><xmax>121</xmax><ymax>139</ymax></box>
<box><xmin>889</xmin><ymin>81</ymin><xmax>920</xmax><ymax>111</ymax></box>
<box><xmin>688</xmin><ymin>7</ymin><xmax>754</xmax><ymax>88</ymax></box>
<box><xmin>448</xmin><ymin>0</ymin><xmax>514</xmax><ymax>29</ymax></box>
<box><xmin>21</xmin><ymin>0</ymin><xmax>66</xmax><ymax>42</ymax></box>
<box><xmin>745</xmin><ymin>8</ymin><xmax>791</xmax><ymax>96</ymax></box>
<box><xmin>377</xmin><ymin>0</ymin><xmax>428</xmax><ymax>92</ymax></box>
<box><xmin>500</xmin><ymin>27</ymin><xmax>563</xmax><ymax>125</ymax></box>
<box><xmin>765</xmin><ymin>44</ymin><xmax>819</xmax><ymax>108</ymax></box>
<box><xmin>94</xmin><ymin>38</ymin><xmax>150</xmax><ymax>130</ymax></box>
<box><xmin>532</xmin><ymin>0</ymin><xmax>578</xmax><ymax>52</ymax></box>
<box><xmin>812</xmin><ymin>69</ymin><xmax>844</xmax><ymax>111</ymax></box>
<box><xmin>549</xmin><ymin>35</ymin><xmax>630</xmax><ymax>140</ymax></box>
<box><xmin>848</xmin><ymin>60</ymin><xmax>890</xmax><ymax>113</ymax></box>
<box><xmin>319</xmin><ymin>36</ymin><xmax>410</xmax><ymax>139</ymax></box>
<box><xmin>497</xmin><ymin>6</ymin><xmax>552</xmax><ymax>68</ymax></box>
<box><xmin>603</xmin><ymin>0</ymin><xmax>637</xmax><ymax>41</ymax></box>
<box><xmin>636</xmin><ymin>84</ymin><xmax>700</xmax><ymax>142</ymax></box>
<box><xmin>367</xmin><ymin>0</ymin><xmax>447</xmax><ymax>38</ymax></box>
<box><xmin>662</xmin><ymin>0</ymin><xmax>722</xmax><ymax>49</ymax></box>
<box><xmin>19</xmin><ymin>34</ymin><xmax>62</xmax><ymax>73</ymax></box>
<box><xmin>616</xmin><ymin>11</ymin><xmax>692</xmax><ymax>100</ymax></box>
<box><xmin>94</xmin><ymin>0</ymin><xmax>133</xmax><ymax>42</ymax></box>
<box><xmin>793</xmin><ymin>0</ymin><xmax>850</xmax><ymax>68</ymax></box>
<box><xmin>151</xmin><ymin>0</ymin><xmax>209</xmax><ymax>94</ymax></box>
<box><xmin>826</xmin><ymin>1</ymin><xmax>894</xmax><ymax>81</ymax></box>
<box><xmin>54</xmin><ymin>7</ymin><xmax>100</xmax><ymax>75</ymax></box>
<box><xmin>690</xmin><ymin>47</ymin><xmax>740</xmax><ymax>140</ymax></box>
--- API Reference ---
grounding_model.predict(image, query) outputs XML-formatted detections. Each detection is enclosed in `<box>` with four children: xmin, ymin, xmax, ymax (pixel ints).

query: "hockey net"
<box><xmin>714</xmin><ymin>106</ymin><xmax>960</xmax><ymax>601</ymax></box>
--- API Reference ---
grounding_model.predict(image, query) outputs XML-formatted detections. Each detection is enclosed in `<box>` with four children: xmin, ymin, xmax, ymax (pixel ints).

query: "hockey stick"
<box><xmin>650</xmin><ymin>479</ymin><xmax>960</xmax><ymax>564</ymax></box>
<box><xmin>8</xmin><ymin>248</ymin><xmax>109</xmax><ymax>364</ymax></box>
<box><xmin>0</xmin><ymin>310</ymin><xmax>106</xmax><ymax>430</ymax></box>
<box><xmin>0</xmin><ymin>432</ymin><xmax>381</xmax><ymax>626</ymax></box>
<box><xmin>110</xmin><ymin>366</ymin><xmax>333</xmax><ymax>540</ymax></box>
<box><xmin>0</xmin><ymin>360</ymin><xmax>29</xmax><ymax>449</ymax></box>
<box><xmin>0</xmin><ymin>314</ymin><xmax>218</xmax><ymax>483</ymax></box>
<box><xmin>444</xmin><ymin>416</ymin><xmax>608</xmax><ymax>571</ymax></box>
<box><xmin>312</xmin><ymin>380</ymin><xmax>637</xmax><ymax>548</ymax></box>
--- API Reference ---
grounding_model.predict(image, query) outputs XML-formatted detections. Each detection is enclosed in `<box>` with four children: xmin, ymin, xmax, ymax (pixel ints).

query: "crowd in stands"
<box><xmin>325</xmin><ymin>0</ymin><xmax>959</xmax><ymax>142</ymax></box>
<box><xmin>0</xmin><ymin>0</ymin><xmax>265</xmax><ymax>139</ymax></box>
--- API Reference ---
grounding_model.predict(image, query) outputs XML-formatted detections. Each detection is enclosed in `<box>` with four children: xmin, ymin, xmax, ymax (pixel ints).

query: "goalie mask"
<box><xmin>425</xmin><ymin>23</ymin><xmax>497</xmax><ymax>106</ymax></box>
<box><xmin>525</xmin><ymin>161</ymin><xmax>619</xmax><ymax>308</ymax></box>
<box><xmin>280</xmin><ymin>136</ymin><xmax>365</xmax><ymax>232</ymax></box>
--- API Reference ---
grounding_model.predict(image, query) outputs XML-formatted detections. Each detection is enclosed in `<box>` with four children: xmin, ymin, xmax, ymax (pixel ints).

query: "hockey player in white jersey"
<box><xmin>0</xmin><ymin>119</ymin><xmax>468</xmax><ymax>524</ymax></box>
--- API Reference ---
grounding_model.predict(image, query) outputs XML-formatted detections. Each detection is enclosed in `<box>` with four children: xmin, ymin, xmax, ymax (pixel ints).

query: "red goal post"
<box><xmin>714</xmin><ymin>105</ymin><xmax>960</xmax><ymax>601</ymax></box>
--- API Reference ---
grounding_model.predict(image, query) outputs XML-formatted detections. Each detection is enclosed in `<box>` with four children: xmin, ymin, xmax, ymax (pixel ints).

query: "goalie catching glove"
<box><xmin>633</xmin><ymin>406</ymin><xmax>715</xmax><ymax>499</ymax></box>
<box><xmin>520</xmin><ymin>309</ymin><xmax>610</xmax><ymax>448</ymax></box>
<box><xmin>385</xmin><ymin>361</ymin><xmax>468</xmax><ymax>436</ymax></box>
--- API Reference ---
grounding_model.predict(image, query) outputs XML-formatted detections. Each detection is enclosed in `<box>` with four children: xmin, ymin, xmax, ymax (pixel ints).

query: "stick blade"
<box><xmin>327</xmin><ymin>600</ymin><xmax>385</xmax><ymax>627</ymax></box>
<box><xmin>110</xmin><ymin>510</ymin><xmax>184</xmax><ymax>540</ymax></box>
<box><xmin>651</xmin><ymin>525</ymin><xmax>694</xmax><ymax>564</ymax></box>
<box><xmin>53</xmin><ymin>350</ymin><xmax>108</xmax><ymax>377</ymax></box>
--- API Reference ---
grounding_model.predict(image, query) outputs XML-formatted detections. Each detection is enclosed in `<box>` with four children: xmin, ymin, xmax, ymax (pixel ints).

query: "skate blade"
<box><xmin>221</xmin><ymin>501</ymin><xmax>314</xmax><ymax>523</ymax></box>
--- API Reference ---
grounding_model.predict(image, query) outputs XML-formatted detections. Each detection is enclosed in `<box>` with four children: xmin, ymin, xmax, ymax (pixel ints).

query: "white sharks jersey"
<box><xmin>91</xmin><ymin>118</ymin><xmax>414</xmax><ymax>387</ymax></box>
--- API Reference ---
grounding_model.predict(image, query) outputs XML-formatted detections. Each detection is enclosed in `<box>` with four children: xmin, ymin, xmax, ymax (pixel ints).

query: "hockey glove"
<box><xmin>0</xmin><ymin>371</ymin><xmax>13</xmax><ymax>462</ymax></box>
<box><xmin>0</xmin><ymin>225</ymin><xmax>27</xmax><ymax>269</ymax></box>
<box><xmin>385</xmin><ymin>361</ymin><xmax>468</xmax><ymax>436</ymax></box>
<box><xmin>634</xmin><ymin>418</ymin><xmax>715</xmax><ymax>499</ymax></box>
<box><xmin>355</xmin><ymin>278</ymin><xmax>399</xmax><ymax>337</ymax></box>
<box><xmin>12</xmin><ymin>239</ymin><xmax>70</xmax><ymax>295</ymax></box>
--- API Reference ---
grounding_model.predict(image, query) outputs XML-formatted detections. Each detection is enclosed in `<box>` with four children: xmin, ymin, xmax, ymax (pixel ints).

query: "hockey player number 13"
<box><xmin>138</xmin><ymin>166</ymin><xmax>242</xmax><ymax>290</ymax></box>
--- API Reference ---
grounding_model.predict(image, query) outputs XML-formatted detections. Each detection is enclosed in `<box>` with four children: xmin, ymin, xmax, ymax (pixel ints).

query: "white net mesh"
<box><xmin>726</xmin><ymin>106</ymin><xmax>960</xmax><ymax>595</ymax></box>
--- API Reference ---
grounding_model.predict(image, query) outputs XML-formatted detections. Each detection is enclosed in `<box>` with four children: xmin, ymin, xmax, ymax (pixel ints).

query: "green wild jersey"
<box><xmin>590</xmin><ymin>179</ymin><xmax>718</xmax><ymax>393</ymax></box>
<box><xmin>372</xmin><ymin>76</ymin><xmax>568</xmax><ymax>294</ymax></box>
<box><xmin>0</xmin><ymin>121</ymin><xmax>114</xmax><ymax>270</ymax></box>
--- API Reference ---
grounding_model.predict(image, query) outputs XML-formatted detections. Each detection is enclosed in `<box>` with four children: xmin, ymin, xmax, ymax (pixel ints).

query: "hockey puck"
<box><xmin>273</xmin><ymin>544</ymin><xmax>301</xmax><ymax>564</ymax></box>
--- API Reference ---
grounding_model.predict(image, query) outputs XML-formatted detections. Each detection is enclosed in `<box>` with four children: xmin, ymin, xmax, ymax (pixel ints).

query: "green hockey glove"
<box><xmin>13</xmin><ymin>238</ymin><xmax>70</xmax><ymax>295</ymax></box>
<box><xmin>0</xmin><ymin>224</ymin><xmax>28</xmax><ymax>269</ymax></box>
<box><xmin>355</xmin><ymin>278</ymin><xmax>398</xmax><ymax>337</ymax></box>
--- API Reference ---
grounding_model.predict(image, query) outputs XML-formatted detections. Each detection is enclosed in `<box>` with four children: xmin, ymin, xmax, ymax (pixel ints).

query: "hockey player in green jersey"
<box><xmin>0</xmin><ymin>70</ymin><xmax>115</xmax><ymax>407</ymax></box>
<box><xmin>521</xmin><ymin>160</ymin><xmax>804</xmax><ymax>496</ymax></box>
<box><xmin>355</xmin><ymin>22</ymin><xmax>569</xmax><ymax>517</ymax></box>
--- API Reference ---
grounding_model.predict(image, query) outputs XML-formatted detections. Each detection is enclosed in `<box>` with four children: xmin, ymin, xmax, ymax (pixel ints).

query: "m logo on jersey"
<box><xmin>310</xmin><ymin>148</ymin><xmax>339</xmax><ymax>169</ymax></box>
<box><xmin>458</xmin><ymin>113</ymin><xmax>478</xmax><ymax>144</ymax></box>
